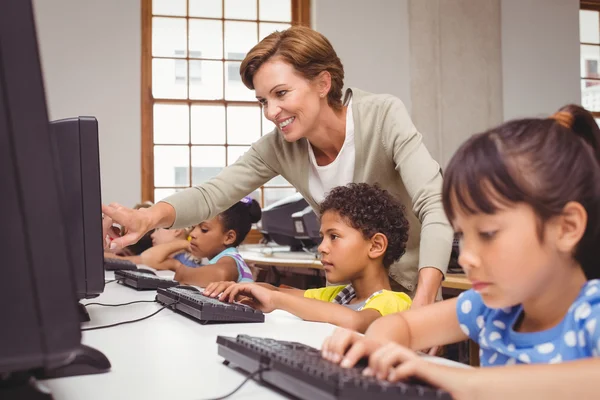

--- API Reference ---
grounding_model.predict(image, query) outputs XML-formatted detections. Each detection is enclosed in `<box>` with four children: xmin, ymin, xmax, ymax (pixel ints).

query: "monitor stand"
<box><xmin>0</xmin><ymin>372</ymin><xmax>54</xmax><ymax>400</ymax></box>
<box><xmin>77</xmin><ymin>302</ymin><xmax>90</xmax><ymax>322</ymax></box>
<box><xmin>36</xmin><ymin>344</ymin><xmax>111</xmax><ymax>379</ymax></box>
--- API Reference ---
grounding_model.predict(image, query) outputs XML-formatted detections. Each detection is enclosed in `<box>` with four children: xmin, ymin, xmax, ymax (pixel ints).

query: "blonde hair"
<box><xmin>240</xmin><ymin>25</ymin><xmax>345</xmax><ymax>110</ymax></box>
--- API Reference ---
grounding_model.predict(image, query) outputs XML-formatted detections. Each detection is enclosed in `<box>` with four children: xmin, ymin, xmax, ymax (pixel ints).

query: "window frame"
<box><xmin>581</xmin><ymin>0</ymin><xmax>600</xmax><ymax>118</ymax></box>
<box><xmin>141</xmin><ymin>0</ymin><xmax>311</xmax><ymax>203</ymax></box>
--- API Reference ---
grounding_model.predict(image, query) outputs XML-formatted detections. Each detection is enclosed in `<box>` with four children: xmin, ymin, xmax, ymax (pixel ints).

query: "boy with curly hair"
<box><xmin>204</xmin><ymin>183</ymin><xmax>412</xmax><ymax>333</ymax></box>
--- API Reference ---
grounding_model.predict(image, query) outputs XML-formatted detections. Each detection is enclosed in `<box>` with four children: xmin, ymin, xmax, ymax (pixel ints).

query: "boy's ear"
<box><xmin>368</xmin><ymin>233</ymin><xmax>388</xmax><ymax>261</ymax></box>
<box><xmin>555</xmin><ymin>201</ymin><xmax>587</xmax><ymax>254</ymax></box>
<box><xmin>223</xmin><ymin>229</ymin><xmax>237</xmax><ymax>246</ymax></box>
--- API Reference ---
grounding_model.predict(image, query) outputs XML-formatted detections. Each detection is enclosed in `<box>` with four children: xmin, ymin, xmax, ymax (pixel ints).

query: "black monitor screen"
<box><xmin>0</xmin><ymin>0</ymin><xmax>80</xmax><ymax>374</ymax></box>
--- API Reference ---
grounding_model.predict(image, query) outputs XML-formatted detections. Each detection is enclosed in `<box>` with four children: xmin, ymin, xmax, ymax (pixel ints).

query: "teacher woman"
<box><xmin>103</xmin><ymin>26</ymin><xmax>453</xmax><ymax>308</ymax></box>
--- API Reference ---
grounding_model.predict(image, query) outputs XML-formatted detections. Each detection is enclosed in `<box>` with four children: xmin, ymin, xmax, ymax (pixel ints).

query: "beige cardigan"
<box><xmin>163</xmin><ymin>88</ymin><xmax>454</xmax><ymax>292</ymax></box>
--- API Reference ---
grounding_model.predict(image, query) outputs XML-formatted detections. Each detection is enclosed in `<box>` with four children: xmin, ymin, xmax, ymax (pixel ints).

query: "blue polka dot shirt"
<box><xmin>456</xmin><ymin>279</ymin><xmax>600</xmax><ymax>366</ymax></box>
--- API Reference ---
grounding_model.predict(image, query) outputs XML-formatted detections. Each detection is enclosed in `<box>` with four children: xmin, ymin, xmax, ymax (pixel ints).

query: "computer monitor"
<box><xmin>292</xmin><ymin>206</ymin><xmax>321</xmax><ymax>249</ymax></box>
<box><xmin>50</xmin><ymin>117</ymin><xmax>105</xmax><ymax>310</ymax></box>
<box><xmin>0</xmin><ymin>1</ymin><xmax>109</xmax><ymax>396</ymax></box>
<box><xmin>259</xmin><ymin>193</ymin><xmax>308</xmax><ymax>251</ymax></box>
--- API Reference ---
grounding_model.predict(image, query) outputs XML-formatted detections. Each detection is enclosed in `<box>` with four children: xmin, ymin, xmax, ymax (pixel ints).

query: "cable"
<box><xmin>84</xmin><ymin>300</ymin><xmax>157</xmax><ymax>307</ymax></box>
<box><xmin>199</xmin><ymin>367</ymin><xmax>269</xmax><ymax>400</ymax></box>
<box><xmin>104</xmin><ymin>279</ymin><xmax>117</xmax><ymax>284</ymax></box>
<box><xmin>81</xmin><ymin>301</ymin><xmax>178</xmax><ymax>332</ymax></box>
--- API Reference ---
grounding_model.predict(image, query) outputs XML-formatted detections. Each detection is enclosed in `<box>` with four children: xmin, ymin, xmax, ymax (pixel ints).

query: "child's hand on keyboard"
<box><xmin>204</xmin><ymin>281</ymin><xmax>236</xmax><ymax>298</ymax></box>
<box><xmin>363</xmin><ymin>342</ymin><xmax>472</xmax><ymax>399</ymax></box>
<box><xmin>220</xmin><ymin>283</ymin><xmax>277</xmax><ymax>313</ymax></box>
<box><xmin>321</xmin><ymin>327</ymin><xmax>386</xmax><ymax>367</ymax></box>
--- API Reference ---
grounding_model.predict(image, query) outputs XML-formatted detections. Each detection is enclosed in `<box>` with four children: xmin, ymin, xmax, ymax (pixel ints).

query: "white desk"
<box><xmin>41</xmin><ymin>271</ymin><xmax>466</xmax><ymax>400</ymax></box>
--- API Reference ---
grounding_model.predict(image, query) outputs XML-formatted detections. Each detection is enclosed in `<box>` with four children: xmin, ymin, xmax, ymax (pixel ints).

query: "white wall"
<box><xmin>409</xmin><ymin>0</ymin><xmax>503</xmax><ymax>167</ymax></box>
<box><xmin>33</xmin><ymin>0</ymin><xmax>141</xmax><ymax>207</ymax></box>
<box><xmin>312</xmin><ymin>0</ymin><xmax>411</xmax><ymax>109</ymax></box>
<box><xmin>502</xmin><ymin>0</ymin><xmax>581</xmax><ymax>120</ymax></box>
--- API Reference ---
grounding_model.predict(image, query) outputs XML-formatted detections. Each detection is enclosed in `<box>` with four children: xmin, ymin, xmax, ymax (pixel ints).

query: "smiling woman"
<box><xmin>103</xmin><ymin>25</ymin><xmax>453</xmax><ymax>304</ymax></box>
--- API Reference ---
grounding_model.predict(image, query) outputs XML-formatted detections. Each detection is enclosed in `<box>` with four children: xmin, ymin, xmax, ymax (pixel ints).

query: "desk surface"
<box><xmin>240</xmin><ymin>245</ymin><xmax>472</xmax><ymax>291</ymax></box>
<box><xmin>239</xmin><ymin>244</ymin><xmax>323</xmax><ymax>269</ymax></box>
<box><xmin>443</xmin><ymin>274</ymin><xmax>471</xmax><ymax>291</ymax></box>
<box><xmin>42</xmin><ymin>271</ymin><xmax>466</xmax><ymax>399</ymax></box>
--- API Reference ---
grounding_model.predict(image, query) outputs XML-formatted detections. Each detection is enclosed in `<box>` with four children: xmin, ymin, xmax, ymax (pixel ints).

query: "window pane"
<box><xmin>225</xmin><ymin>0</ymin><xmax>257</xmax><ymax>20</ymax></box>
<box><xmin>154</xmin><ymin>146</ymin><xmax>190</xmax><ymax>187</ymax></box>
<box><xmin>153</xmin><ymin>0</ymin><xmax>186</xmax><ymax>16</ymax></box>
<box><xmin>188</xmin><ymin>60</ymin><xmax>223</xmax><ymax>100</ymax></box>
<box><xmin>227</xmin><ymin>105</ymin><xmax>261</xmax><ymax>144</ymax></box>
<box><xmin>225</xmin><ymin>21</ymin><xmax>257</xmax><ymax>60</ymax></box>
<box><xmin>153</xmin><ymin>17</ymin><xmax>187</xmax><ymax>58</ymax></box>
<box><xmin>155</xmin><ymin>188</ymin><xmax>185</xmax><ymax>202</ymax></box>
<box><xmin>154</xmin><ymin>104</ymin><xmax>189</xmax><ymax>144</ymax></box>
<box><xmin>262</xmin><ymin>112</ymin><xmax>276</xmax><ymax>135</ymax></box>
<box><xmin>259</xmin><ymin>22</ymin><xmax>291</xmax><ymax>41</ymax></box>
<box><xmin>227</xmin><ymin>146</ymin><xmax>250</xmax><ymax>165</ymax></box>
<box><xmin>191</xmin><ymin>105</ymin><xmax>225</xmax><ymax>144</ymax></box>
<box><xmin>581</xmin><ymin>45</ymin><xmax>600</xmax><ymax>79</ymax></box>
<box><xmin>582</xmin><ymin>79</ymin><xmax>600</xmax><ymax>111</ymax></box>
<box><xmin>259</xmin><ymin>0</ymin><xmax>291</xmax><ymax>22</ymax></box>
<box><xmin>265</xmin><ymin>176</ymin><xmax>290</xmax><ymax>186</ymax></box>
<box><xmin>153</xmin><ymin>59</ymin><xmax>187</xmax><ymax>99</ymax></box>
<box><xmin>189</xmin><ymin>19</ymin><xmax>223</xmax><ymax>59</ymax></box>
<box><xmin>189</xmin><ymin>0</ymin><xmax>222</xmax><ymax>18</ymax></box>
<box><xmin>225</xmin><ymin>61</ymin><xmax>255</xmax><ymax>101</ymax></box>
<box><xmin>191</xmin><ymin>146</ymin><xmax>226</xmax><ymax>185</ymax></box>
<box><xmin>580</xmin><ymin>10</ymin><xmax>600</xmax><ymax>44</ymax></box>
<box><xmin>263</xmin><ymin>188</ymin><xmax>297</xmax><ymax>207</ymax></box>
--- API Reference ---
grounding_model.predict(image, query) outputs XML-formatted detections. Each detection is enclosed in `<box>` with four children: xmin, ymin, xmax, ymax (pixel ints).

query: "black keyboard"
<box><xmin>217</xmin><ymin>335</ymin><xmax>451</xmax><ymax>400</ymax></box>
<box><xmin>114</xmin><ymin>270</ymin><xmax>178</xmax><ymax>290</ymax></box>
<box><xmin>156</xmin><ymin>287</ymin><xmax>264</xmax><ymax>324</ymax></box>
<box><xmin>104</xmin><ymin>257</ymin><xmax>137</xmax><ymax>271</ymax></box>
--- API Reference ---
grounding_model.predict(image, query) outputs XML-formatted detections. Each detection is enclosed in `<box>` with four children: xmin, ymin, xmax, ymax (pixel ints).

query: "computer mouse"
<box><xmin>37</xmin><ymin>344</ymin><xmax>111</xmax><ymax>379</ymax></box>
<box><xmin>135</xmin><ymin>268</ymin><xmax>156</xmax><ymax>275</ymax></box>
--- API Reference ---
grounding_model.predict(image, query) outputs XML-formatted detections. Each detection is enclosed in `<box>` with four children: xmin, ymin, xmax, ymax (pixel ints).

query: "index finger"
<box><xmin>102</xmin><ymin>203</ymin><xmax>128</xmax><ymax>223</ymax></box>
<box><xmin>204</xmin><ymin>282</ymin><xmax>219</xmax><ymax>295</ymax></box>
<box><xmin>220</xmin><ymin>283</ymin><xmax>240</xmax><ymax>302</ymax></box>
<box><xmin>321</xmin><ymin>328</ymin><xmax>355</xmax><ymax>361</ymax></box>
<box><xmin>340</xmin><ymin>339</ymin><xmax>378</xmax><ymax>369</ymax></box>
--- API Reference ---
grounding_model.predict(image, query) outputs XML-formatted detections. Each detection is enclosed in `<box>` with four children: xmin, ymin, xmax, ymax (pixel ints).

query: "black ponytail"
<box><xmin>219</xmin><ymin>197</ymin><xmax>262</xmax><ymax>247</ymax></box>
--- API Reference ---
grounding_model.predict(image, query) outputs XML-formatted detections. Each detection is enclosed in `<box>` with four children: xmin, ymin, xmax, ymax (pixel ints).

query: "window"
<box><xmin>580</xmin><ymin>1</ymin><xmax>600</xmax><ymax>116</ymax></box>
<box><xmin>142</xmin><ymin>0</ymin><xmax>310</xmax><ymax>206</ymax></box>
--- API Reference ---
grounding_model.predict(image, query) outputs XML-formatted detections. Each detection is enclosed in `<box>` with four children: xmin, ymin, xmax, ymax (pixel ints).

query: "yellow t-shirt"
<box><xmin>304</xmin><ymin>285</ymin><xmax>411</xmax><ymax>316</ymax></box>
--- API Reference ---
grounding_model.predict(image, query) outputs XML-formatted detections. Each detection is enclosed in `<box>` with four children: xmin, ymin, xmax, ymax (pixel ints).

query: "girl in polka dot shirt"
<box><xmin>321</xmin><ymin>105</ymin><xmax>600</xmax><ymax>400</ymax></box>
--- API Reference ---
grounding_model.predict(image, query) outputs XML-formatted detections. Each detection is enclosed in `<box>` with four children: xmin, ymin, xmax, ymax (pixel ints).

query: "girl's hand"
<box><xmin>204</xmin><ymin>281</ymin><xmax>236</xmax><ymax>298</ymax></box>
<box><xmin>220</xmin><ymin>283</ymin><xmax>278</xmax><ymax>313</ymax></box>
<box><xmin>366</xmin><ymin>342</ymin><xmax>474</xmax><ymax>400</ymax></box>
<box><xmin>321</xmin><ymin>327</ymin><xmax>386</xmax><ymax>367</ymax></box>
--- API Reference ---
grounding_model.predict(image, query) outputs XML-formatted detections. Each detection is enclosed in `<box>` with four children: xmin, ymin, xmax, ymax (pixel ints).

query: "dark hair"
<box><xmin>240</xmin><ymin>25</ymin><xmax>345</xmax><ymax>111</ymax></box>
<box><xmin>442</xmin><ymin>115</ymin><xmax>600</xmax><ymax>280</ymax></box>
<box><xmin>219</xmin><ymin>197</ymin><xmax>262</xmax><ymax>247</ymax></box>
<box><xmin>555</xmin><ymin>104</ymin><xmax>600</xmax><ymax>163</ymax></box>
<box><xmin>319</xmin><ymin>183</ymin><xmax>409</xmax><ymax>268</ymax></box>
